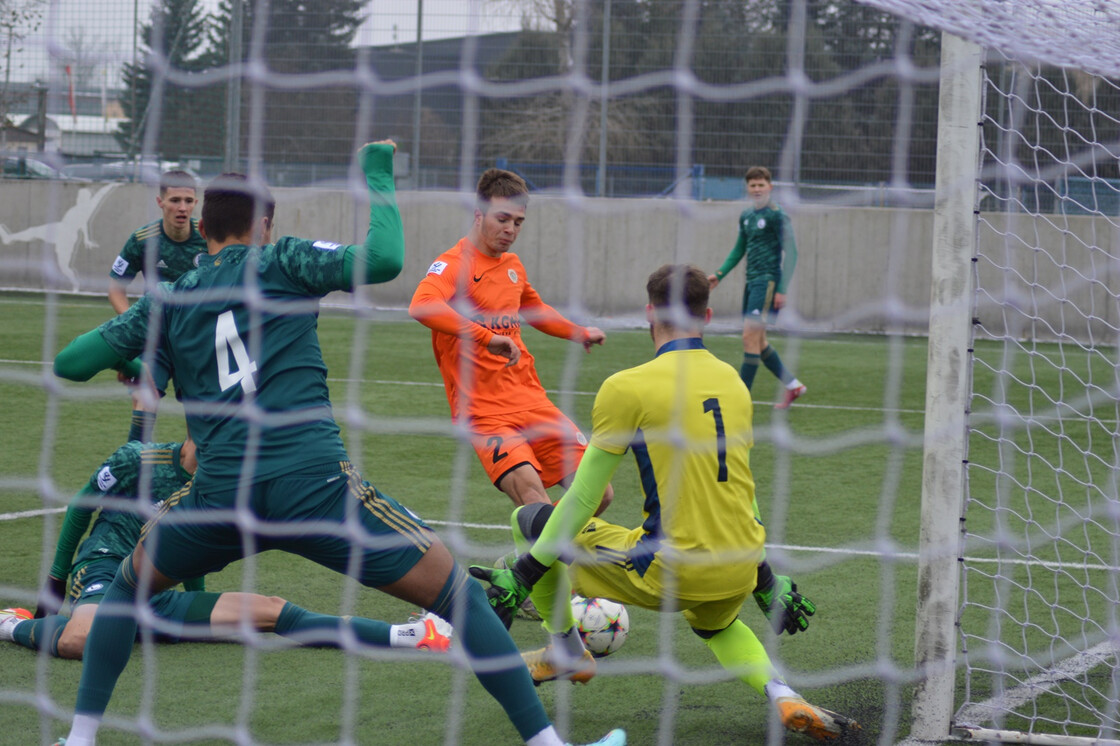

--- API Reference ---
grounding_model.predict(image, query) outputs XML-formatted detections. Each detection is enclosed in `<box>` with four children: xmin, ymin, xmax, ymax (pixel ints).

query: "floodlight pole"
<box><xmin>411</xmin><ymin>0</ymin><xmax>423</xmax><ymax>189</ymax></box>
<box><xmin>224</xmin><ymin>0</ymin><xmax>243</xmax><ymax>172</ymax></box>
<box><xmin>595</xmin><ymin>0</ymin><xmax>610</xmax><ymax>197</ymax></box>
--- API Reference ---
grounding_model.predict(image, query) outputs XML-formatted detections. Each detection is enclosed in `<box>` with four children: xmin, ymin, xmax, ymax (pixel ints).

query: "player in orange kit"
<box><xmin>409</xmin><ymin>168</ymin><xmax>612</xmax><ymax>514</ymax></box>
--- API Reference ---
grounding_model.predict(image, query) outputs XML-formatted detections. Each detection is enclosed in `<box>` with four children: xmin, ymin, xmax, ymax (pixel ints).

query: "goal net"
<box><xmin>2</xmin><ymin>0</ymin><xmax>1119</xmax><ymax>744</ymax></box>
<box><xmin>867</xmin><ymin>1</ymin><xmax>1120</xmax><ymax>744</ymax></box>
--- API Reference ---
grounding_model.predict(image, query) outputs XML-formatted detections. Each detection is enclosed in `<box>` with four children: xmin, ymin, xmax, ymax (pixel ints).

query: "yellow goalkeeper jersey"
<box><xmin>590</xmin><ymin>337</ymin><xmax>765</xmax><ymax>600</ymax></box>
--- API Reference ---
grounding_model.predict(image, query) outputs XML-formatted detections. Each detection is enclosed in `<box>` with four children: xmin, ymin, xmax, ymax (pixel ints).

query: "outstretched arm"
<box><xmin>710</xmin><ymin>230</ymin><xmax>747</xmax><ymax>288</ymax></box>
<box><xmin>521</xmin><ymin>286</ymin><xmax>604</xmax><ymax>351</ymax></box>
<box><xmin>529</xmin><ymin>445</ymin><xmax>623</xmax><ymax>566</ymax></box>
<box><xmin>341</xmin><ymin>141</ymin><xmax>405</xmax><ymax>286</ymax></box>
<box><xmin>36</xmin><ymin>485</ymin><xmax>100</xmax><ymax>617</ymax></box>
<box><xmin>774</xmin><ymin>210</ymin><xmax>798</xmax><ymax>296</ymax></box>
<box><xmin>54</xmin><ymin>329</ymin><xmax>143</xmax><ymax>382</ymax></box>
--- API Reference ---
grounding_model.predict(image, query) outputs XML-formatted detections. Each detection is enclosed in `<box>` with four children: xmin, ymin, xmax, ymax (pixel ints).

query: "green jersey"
<box><xmin>50</xmin><ymin>441</ymin><xmax>192</xmax><ymax>580</ymax></box>
<box><xmin>100</xmin><ymin>240</ymin><xmax>354</xmax><ymax>488</ymax></box>
<box><xmin>59</xmin><ymin>143</ymin><xmax>403</xmax><ymax>491</ymax></box>
<box><xmin>110</xmin><ymin>218</ymin><xmax>207</xmax><ymax>284</ymax></box>
<box><xmin>714</xmin><ymin>202</ymin><xmax>798</xmax><ymax>293</ymax></box>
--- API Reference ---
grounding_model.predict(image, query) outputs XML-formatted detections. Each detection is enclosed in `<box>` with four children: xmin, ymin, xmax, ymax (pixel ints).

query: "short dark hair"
<box><xmin>476</xmin><ymin>168</ymin><xmax>529</xmax><ymax>212</ymax></box>
<box><xmin>201</xmin><ymin>173</ymin><xmax>276</xmax><ymax>243</ymax></box>
<box><xmin>159</xmin><ymin>169</ymin><xmax>197</xmax><ymax>195</ymax></box>
<box><xmin>646</xmin><ymin>264</ymin><xmax>709</xmax><ymax>324</ymax></box>
<box><xmin>744</xmin><ymin>166</ymin><xmax>772</xmax><ymax>183</ymax></box>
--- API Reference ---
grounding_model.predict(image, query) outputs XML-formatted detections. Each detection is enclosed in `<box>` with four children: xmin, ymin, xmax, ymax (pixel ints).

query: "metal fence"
<box><xmin>0</xmin><ymin>1</ymin><xmax>972</xmax><ymax>199</ymax></box>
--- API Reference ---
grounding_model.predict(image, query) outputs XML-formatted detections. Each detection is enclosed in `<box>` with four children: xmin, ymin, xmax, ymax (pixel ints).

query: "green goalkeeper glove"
<box><xmin>753</xmin><ymin>562</ymin><xmax>816</xmax><ymax>636</ymax></box>
<box><xmin>468</xmin><ymin>553</ymin><xmax>549</xmax><ymax>630</ymax></box>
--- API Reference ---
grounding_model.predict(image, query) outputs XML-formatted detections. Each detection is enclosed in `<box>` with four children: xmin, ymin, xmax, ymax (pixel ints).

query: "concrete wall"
<box><xmin>2</xmin><ymin>180</ymin><xmax>1116</xmax><ymax>341</ymax></box>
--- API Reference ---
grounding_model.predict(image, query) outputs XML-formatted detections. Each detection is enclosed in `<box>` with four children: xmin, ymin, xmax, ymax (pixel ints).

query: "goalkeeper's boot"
<box><xmin>0</xmin><ymin>607</ymin><xmax>31</xmax><ymax>642</ymax></box>
<box><xmin>522</xmin><ymin>644</ymin><xmax>597</xmax><ymax>686</ymax></box>
<box><xmin>566</xmin><ymin>728</ymin><xmax>627</xmax><ymax>746</ymax></box>
<box><xmin>775</xmin><ymin>382</ymin><xmax>807</xmax><ymax>410</ymax></box>
<box><xmin>410</xmin><ymin>612</ymin><xmax>452</xmax><ymax>652</ymax></box>
<box><xmin>495</xmin><ymin>552</ymin><xmax>542</xmax><ymax>621</ymax></box>
<box><xmin>776</xmin><ymin>696</ymin><xmax>861</xmax><ymax>742</ymax></box>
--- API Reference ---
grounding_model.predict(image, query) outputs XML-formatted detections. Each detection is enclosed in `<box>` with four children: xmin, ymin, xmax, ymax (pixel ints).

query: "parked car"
<box><xmin>59</xmin><ymin>159</ymin><xmax>199</xmax><ymax>184</ymax></box>
<box><xmin>1</xmin><ymin>154</ymin><xmax>89</xmax><ymax>181</ymax></box>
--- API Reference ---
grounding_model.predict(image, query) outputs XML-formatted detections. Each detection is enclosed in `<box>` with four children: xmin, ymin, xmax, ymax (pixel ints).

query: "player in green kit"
<box><xmin>708</xmin><ymin>166</ymin><xmax>806</xmax><ymax>409</ymax></box>
<box><xmin>0</xmin><ymin>437</ymin><xmax>451</xmax><ymax>659</ymax></box>
<box><xmin>52</xmin><ymin>141</ymin><xmax>625</xmax><ymax>746</ymax></box>
<box><xmin>470</xmin><ymin>265</ymin><xmax>857</xmax><ymax>742</ymax></box>
<box><xmin>108</xmin><ymin>170</ymin><xmax>207</xmax><ymax>314</ymax></box>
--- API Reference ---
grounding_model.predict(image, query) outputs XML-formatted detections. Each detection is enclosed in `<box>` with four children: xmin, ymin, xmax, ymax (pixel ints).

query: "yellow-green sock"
<box><xmin>702</xmin><ymin>619</ymin><xmax>778</xmax><ymax>696</ymax></box>
<box><xmin>511</xmin><ymin>505</ymin><xmax>576</xmax><ymax>635</ymax></box>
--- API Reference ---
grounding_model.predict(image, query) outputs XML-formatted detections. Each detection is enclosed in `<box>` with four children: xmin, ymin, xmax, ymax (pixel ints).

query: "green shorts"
<box><xmin>68</xmin><ymin>557</ymin><xmax>220</xmax><ymax>643</ymax></box>
<box><xmin>140</xmin><ymin>461</ymin><xmax>433</xmax><ymax>588</ymax></box>
<box><xmin>741</xmin><ymin>277</ymin><xmax>779</xmax><ymax>322</ymax></box>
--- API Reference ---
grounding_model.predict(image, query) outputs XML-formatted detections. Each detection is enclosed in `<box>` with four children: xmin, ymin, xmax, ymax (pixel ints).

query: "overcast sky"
<box><xmin>13</xmin><ymin>0</ymin><xmax>524</xmax><ymax>88</ymax></box>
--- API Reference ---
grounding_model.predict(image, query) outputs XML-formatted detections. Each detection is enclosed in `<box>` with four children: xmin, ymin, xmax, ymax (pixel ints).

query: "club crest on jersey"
<box><xmin>193</xmin><ymin>253</ymin><xmax>203</xmax><ymax>267</ymax></box>
<box><xmin>507</xmin><ymin>268</ymin><xmax>519</xmax><ymax>283</ymax></box>
<box><xmin>757</xmin><ymin>218</ymin><xmax>767</xmax><ymax>229</ymax></box>
<box><xmin>313</xmin><ymin>240</ymin><xmax>342</xmax><ymax>251</ymax></box>
<box><xmin>576</xmin><ymin>431</ymin><xmax>588</xmax><ymax>446</ymax></box>
<box><xmin>111</xmin><ymin>256</ymin><xmax>129</xmax><ymax>276</ymax></box>
<box><xmin>426</xmin><ymin>260</ymin><xmax>448</xmax><ymax>275</ymax></box>
<box><xmin>96</xmin><ymin>466</ymin><xmax>118</xmax><ymax>492</ymax></box>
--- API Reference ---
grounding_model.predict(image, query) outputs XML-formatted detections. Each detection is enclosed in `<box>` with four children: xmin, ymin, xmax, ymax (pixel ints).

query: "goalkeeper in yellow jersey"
<box><xmin>470</xmin><ymin>265</ymin><xmax>859</xmax><ymax>742</ymax></box>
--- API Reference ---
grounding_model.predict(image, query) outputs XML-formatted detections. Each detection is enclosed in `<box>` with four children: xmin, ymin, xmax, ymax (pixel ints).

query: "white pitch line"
<box><xmin>0</xmin><ymin>507</ymin><xmax>66</xmax><ymax>521</ymax></box>
<box><xmin>3</xmin><ymin>507</ymin><xmax>1117</xmax><ymax>571</ymax></box>
<box><xmin>953</xmin><ymin>640</ymin><xmax>1120</xmax><ymax>731</ymax></box>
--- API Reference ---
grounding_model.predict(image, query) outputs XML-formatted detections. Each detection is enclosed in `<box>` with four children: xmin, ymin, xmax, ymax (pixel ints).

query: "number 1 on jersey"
<box><xmin>215</xmin><ymin>310</ymin><xmax>258</xmax><ymax>393</ymax></box>
<box><xmin>703</xmin><ymin>397</ymin><xmax>728</xmax><ymax>482</ymax></box>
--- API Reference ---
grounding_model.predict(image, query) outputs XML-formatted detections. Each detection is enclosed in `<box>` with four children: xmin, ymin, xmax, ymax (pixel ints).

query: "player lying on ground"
<box><xmin>1</xmin><ymin>437</ymin><xmax>449</xmax><ymax>659</ymax></box>
<box><xmin>470</xmin><ymin>265</ymin><xmax>857</xmax><ymax>742</ymax></box>
<box><xmin>409</xmin><ymin>168</ymin><xmax>612</xmax><ymax>515</ymax></box>
<box><xmin>51</xmin><ymin>141</ymin><xmax>624</xmax><ymax>746</ymax></box>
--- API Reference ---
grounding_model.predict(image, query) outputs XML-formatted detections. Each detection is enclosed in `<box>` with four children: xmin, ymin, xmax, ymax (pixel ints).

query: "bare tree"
<box><xmin>486</xmin><ymin>0</ymin><xmax>575</xmax><ymax>72</ymax></box>
<box><xmin>0</xmin><ymin>0</ymin><xmax>45</xmax><ymax>135</ymax></box>
<box><xmin>57</xmin><ymin>26</ymin><xmax>111</xmax><ymax>90</ymax></box>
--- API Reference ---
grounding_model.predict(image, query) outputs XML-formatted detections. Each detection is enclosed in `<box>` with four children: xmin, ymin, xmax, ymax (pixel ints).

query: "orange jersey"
<box><xmin>409</xmin><ymin>237</ymin><xmax>588</xmax><ymax>420</ymax></box>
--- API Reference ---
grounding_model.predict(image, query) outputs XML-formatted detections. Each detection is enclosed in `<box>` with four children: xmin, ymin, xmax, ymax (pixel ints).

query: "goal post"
<box><xmin>911</xmin><ymin>31</ymin><xmax>982</xmax><ymax>741</ymax></box>
<box><xmin>905</xmin><ymin>5</ymin><xmax>1120</xmax><ymax>743</ymax></box>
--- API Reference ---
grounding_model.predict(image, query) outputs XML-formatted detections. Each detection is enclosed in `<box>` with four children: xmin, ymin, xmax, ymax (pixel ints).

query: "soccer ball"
<box><xmin>571</xmin><ymin>595</ymin><xmax>629</xmax><ymax>657</ymax></box>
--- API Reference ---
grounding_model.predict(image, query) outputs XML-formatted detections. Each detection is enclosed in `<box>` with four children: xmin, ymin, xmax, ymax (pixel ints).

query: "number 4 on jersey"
<box><xmin>215</xmin><ymin>310</ymin><xmax>258</xmax><ymax>393</ymax></box>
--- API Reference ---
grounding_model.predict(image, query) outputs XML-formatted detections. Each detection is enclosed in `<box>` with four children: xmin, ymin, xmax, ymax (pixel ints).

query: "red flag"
<box><xmin>65</xmin><ymin>65</ymin><xmax>76</xmax><ymax>121</ymax></box>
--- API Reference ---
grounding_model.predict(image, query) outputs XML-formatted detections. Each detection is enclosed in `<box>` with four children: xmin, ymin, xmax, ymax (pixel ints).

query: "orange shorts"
<box><xmin>469</xmin><ymin>406</ymin><xmax>588</xmax><ymax>489</ymax></box>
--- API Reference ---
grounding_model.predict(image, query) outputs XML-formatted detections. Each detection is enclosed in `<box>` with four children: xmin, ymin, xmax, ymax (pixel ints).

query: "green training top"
<box><xmin>713</xmin><ymin>202</ymin><xmax>798</xmax><ymax>294</ymax></box>
<box><xmin>92</xmin><ymin>144</ymin><xmax>404</xmax><ymax>489</ymax></box>
<box><xmin>109</xmin><ymin>218</ymin><xmax>207</xmax><ymax>283</ymax></box>
<box><xmin>49</xmin><ymin>441</ymin><xmax>192</xmax><ymax>581</ymax></box>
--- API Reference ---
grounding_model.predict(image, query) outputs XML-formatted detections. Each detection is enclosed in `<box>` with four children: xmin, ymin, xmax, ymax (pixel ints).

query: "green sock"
<box><xmin>760</xmin><ymin>344</ymin><xmax>794</xmax><ymax>385</ymax></box>
<box><xmin>740</xmin><ymin>353</ymin><xmax>761</xmax><ymax>390</ymax></box>
<box><xmin>13</xmin><ymin>615</ymin><xmax>67</xmax><ymax>657</ymax></box>
<box><xmin>512</xmin><ymin>506</ymin><xmax>576</xmax><ymax>635</ymax></box>
<box><xmin>274</xmin><ymin>602</ymin><xmax>391</xmax><ymax>648</ymax></box>
<box><xmin>431</xmin><ymin>563</ymin><xmax>551</xmax><ymax>741</ymax></box>
<box><xmin>74</xmin><ymin>559</ymin><xmax>142</xmax><ymax>716</ymax></box>
<box><xmin>702</xmin><ymin>619</ymin><xmax>778</xmax><ymax>696</ymax></box>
